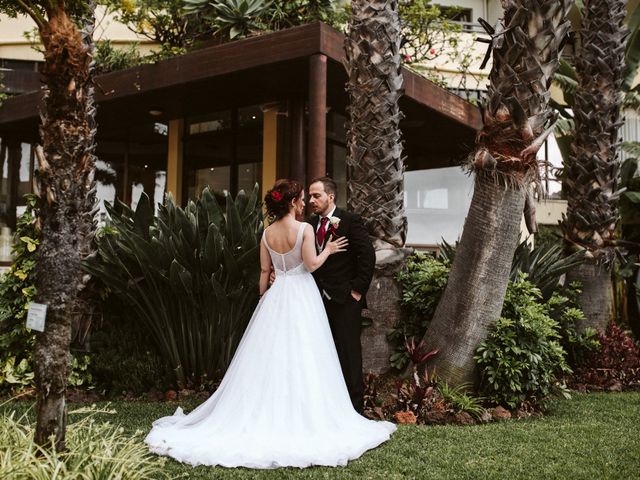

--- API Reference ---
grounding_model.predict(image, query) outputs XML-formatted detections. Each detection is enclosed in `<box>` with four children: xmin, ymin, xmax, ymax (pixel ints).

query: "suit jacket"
<box><xmin>307</xmin><ymin>207</ymin><xmax>375</xmax><ymax>307</ymax></box>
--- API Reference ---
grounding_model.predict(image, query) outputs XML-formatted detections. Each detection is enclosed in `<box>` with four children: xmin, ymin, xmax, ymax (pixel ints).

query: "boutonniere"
<box><xmin>327</xmin><ymin>216</ymin><xmax>341</xmax><ymax>238</ymax></box>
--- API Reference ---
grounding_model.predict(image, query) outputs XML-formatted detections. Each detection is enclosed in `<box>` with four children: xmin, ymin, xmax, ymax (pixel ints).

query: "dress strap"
<box><xmin>295</xmin><ymin>222</ymin><xmax>306</xmax><ymax>246</ymax></box>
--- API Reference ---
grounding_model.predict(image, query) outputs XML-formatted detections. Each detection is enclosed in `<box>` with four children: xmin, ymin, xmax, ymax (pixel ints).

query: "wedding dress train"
<box><xmin>144</xmin><ymin>223</ymin><xmax>396</xmax><ymax>468</ymax></box>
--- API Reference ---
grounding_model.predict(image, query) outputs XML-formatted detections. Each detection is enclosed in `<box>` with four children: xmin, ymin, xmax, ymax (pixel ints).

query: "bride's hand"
<box><xmin>326</xmin><ymin>236</ymin><xmax>348</xmax><ymax>254</ymax></box>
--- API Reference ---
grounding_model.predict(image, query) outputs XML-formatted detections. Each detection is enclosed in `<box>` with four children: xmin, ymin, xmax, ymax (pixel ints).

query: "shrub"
<box><xmin>572</xmin><ymin>323</ymin><xmax>640</xmax><ymax>390</ymax></box>
<box><xmin>84</xmin><ymin>186</ymin><xmax>263</xmax><ymax>389</ymax></box>
<box><xmin>389</xmin><ymin>253</ymin><xmax>449</xmax><ymax>369</ymax></box>
<box><xmin>93</xmin><ymin>39</ymin><xmax>147</xmax><ymax>75</ymax></box>
<box><xmin>0</xmin><ymin>196</ymin><xmax>93</xmax><ymax>395</ymax></box>
<box><xmin>89</xmin><ymin>311</ymin><xmax>172</xmax><ymax>396</ymax></box>
<box><xmin>475</xmin><ymin>275</ymin><xmax>572</xmax><ymax>409</ymax></box>
<box><xmin>547</xmin><ymin>282</ymin><xmax>599</xmax><ymax>368</ymax></box>
<box><xmin>0</xmin><ymin>404</ymin><xmax>167</xmax><ymax>479</ymax></box>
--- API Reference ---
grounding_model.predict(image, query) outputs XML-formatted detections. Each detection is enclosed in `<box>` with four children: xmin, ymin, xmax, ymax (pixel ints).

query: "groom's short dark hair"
<box><xmin>310</xmin><ymin>176</ymin><xmax>337</xmax><ymax>201</ymax></box>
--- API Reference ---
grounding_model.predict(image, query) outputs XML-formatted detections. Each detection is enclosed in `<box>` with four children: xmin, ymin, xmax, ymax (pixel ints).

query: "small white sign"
<box><xmin>26</xmin><ymin>302</ymin><xmax>47</xmax><ymax>332</ymax></box>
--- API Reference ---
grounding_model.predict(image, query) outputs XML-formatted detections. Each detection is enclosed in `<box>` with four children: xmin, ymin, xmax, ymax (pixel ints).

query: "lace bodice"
<box><xmin>262</xmin><ymin>223</ymin><xmax>308</xmax><ymax>276</ymax></box>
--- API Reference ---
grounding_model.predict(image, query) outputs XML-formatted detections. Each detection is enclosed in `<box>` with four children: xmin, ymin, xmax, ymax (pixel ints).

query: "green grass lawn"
<box><xmin>3</xmin><ymin>392</ymin><xmax>639</xmax><ymax>479</ymax></box>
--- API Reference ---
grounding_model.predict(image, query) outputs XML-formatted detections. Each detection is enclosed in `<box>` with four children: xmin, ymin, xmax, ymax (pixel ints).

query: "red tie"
<box><xmin>316</xmin><ymin>217</ymin><xmax>329</xmax><ymax>246</ymax></box>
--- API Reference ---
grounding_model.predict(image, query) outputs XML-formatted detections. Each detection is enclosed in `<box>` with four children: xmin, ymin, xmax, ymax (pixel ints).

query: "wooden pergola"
<box><xmin>0</xmin><ymin>22</ymin><xmax>481</xmax><ymax>200</ymax></box>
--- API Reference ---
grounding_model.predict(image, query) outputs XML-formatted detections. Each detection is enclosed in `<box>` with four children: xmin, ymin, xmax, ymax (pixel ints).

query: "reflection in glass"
<box><xmin>404</xmin><ymin>166</ymin><xmax>473</xmax><ymax>246</ymax></box>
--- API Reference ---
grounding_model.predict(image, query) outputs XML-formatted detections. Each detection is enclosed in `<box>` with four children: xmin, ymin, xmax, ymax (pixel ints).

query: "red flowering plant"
<box><xmin>271</xmin><ymin>191</ymin><xmax>282</xmax><ymax>201</ymax></box>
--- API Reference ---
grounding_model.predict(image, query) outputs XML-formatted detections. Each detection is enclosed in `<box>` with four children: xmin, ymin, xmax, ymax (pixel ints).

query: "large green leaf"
<box><xmin>86</xmin><ymin>184</ymin><xmax>263</xmax><ymax>388</ymax></box>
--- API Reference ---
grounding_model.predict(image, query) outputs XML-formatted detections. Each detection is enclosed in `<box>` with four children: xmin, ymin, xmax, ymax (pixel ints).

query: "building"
<box><xmin>0</xmin><ymin>19</ymin><xmax>480</xmax><ymax>261</ymax></box>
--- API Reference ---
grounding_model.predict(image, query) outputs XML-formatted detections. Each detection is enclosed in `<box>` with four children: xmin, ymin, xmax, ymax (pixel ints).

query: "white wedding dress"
<box><xmin>144</xmin><ymin>222</ymin><xmax>396</xmax><ymax>468</ymax></box>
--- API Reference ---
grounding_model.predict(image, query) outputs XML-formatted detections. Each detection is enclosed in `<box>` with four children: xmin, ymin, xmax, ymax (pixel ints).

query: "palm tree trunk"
<box><xmin>561</xmin><ymin>0</ymin><xmax>627</xmax><ymax>333</ymax></box>
<box><xmin>344</xmin><ymin>0</ymin><xmax>409</xmax><ymax>373</ymax></box>
<box><xmin>344</xmin><ymin>0</ymin><xmax>406</xmax><ymax>253</ymax></box>
<box><xmin>33</xmin><ymin>4</ymin><xmax>94</xmax><ymax>450</ymax></box>
<box><xmin>424</xmin><ymin>176</ymin><xmax>524</xmax><ymax>383</ymax></box>
<box><xmin>422</xmin><ymin>0</ymin><xmax>572</xmax><ymax>386</ymax></box>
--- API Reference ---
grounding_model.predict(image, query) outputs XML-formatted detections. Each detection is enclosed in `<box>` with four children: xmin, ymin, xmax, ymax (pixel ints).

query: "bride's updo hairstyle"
<box><xmin>264</xmin><ymin>179</ymin><xmax>303</xmax><ymax>221</ymax></box>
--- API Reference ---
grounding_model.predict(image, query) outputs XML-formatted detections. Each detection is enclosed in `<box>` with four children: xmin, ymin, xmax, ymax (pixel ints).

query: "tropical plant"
<box><xmin>437</xmin><ymin>382</ymin><xmax>485</xmax><ymax>420</ymax></box>
<box><xmin>398</xmin><ymin>0</ymin><xmax>483</xmax><ymax>93</ymax></box>
<box><xmin>0</xmin><ymin>197</ymin><xmax>95</xmax><ymax>395</ymax></box>
<box><xmin>93</xmin><ymin>39</ymin><xmax>147</xmax><ymax>75</ymax></box>
<box><xmin>388</xmin><ymin>253</ymin><xmax>449</xmax><ymax>370</ymax></box>
<box><xmin>0</xmin><ymin>404</ymin><xmax>168</xmax><ymax>480</ymax></box>
<box><xmin>558</xmin><ymin>0</ymin><xmax>629</xmax><ymax>332</ymax></box>
<box><xmin>572</xmin><ymin>322</ymin><xmax>640</xmax><ymax>389</ymax></box>
<box><xmin>84</xmin><ymin>186</ymin><xmax>263</xmax><ymax>389</ymax></box>
<box><xmin>510</xmin><ymin>239</ymin><xmax>585</xmax><ymax>301</ymax></box>
<box><xmin>421</xmin><ymin>0</ymin><xmax>572</xmax><ymax>387</ymax></box>
<box><xmin>184</xmin><ymin>0</ymin><xmax>274</xmax><ymax>40</ymax></box>
<box><xmin>102</xmin><ymin>0</ymin><xmax>204</xmax><ymax>53</ymax></box>
<box><xmin>475</xmin><ymin>275</ymin><xmax>572</xmax><ymax>410</ymax></box>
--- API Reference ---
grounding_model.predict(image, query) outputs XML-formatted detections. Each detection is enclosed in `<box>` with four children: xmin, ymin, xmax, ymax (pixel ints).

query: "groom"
<box><xmin>307</xmin><ymin>177</ymin><xmax>375</xmax><ymax>414</ymax></box>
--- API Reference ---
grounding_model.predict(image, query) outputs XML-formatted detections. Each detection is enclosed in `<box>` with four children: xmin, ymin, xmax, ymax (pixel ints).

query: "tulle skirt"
<box><xmin>144</xmin><ymin>268</ymin><xmax>396</xmax><ymax>468</ymax></box>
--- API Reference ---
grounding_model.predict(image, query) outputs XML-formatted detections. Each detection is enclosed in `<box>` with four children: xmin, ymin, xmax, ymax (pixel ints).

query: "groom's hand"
<box><xmin>269</xmin><ymin>267</ymin><xmax>276</xmax><ymax>286</ymax></box>
<box><xmin>350</xmin><ymin>290</ymin><xmax>362</xmax><ymax>302</ymax></box>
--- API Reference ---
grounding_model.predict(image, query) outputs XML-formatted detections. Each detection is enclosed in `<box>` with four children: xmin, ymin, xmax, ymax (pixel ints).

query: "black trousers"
<box><xmin>324</xmin><ymin>297</ymin><xmax>364</xmax><ymax>414</ymax></box>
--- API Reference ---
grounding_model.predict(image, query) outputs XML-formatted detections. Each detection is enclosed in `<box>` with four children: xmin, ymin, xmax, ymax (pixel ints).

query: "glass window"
<box><xmin>184</xmin><ymin>106</ymin><xmax>263</xmax><ymax>202</ymax></box>
<box><xmin>95</xmin><ymin>120</ymin><xmax>168</xmax><ymax>218</ymax></box>
<box><xmin>326</xmin><ymin>110</ymin><xmax>348</xmax><ymax>208</ymax></box>
<box><xmin>404</xmin><ymin>166</ymin><xmax>473</xmax><ymax>247</ymax></box>
<box><xmin>0</xmin><ymin>138</ymin><xmax>34</xmax><ymax>230</ymax></box>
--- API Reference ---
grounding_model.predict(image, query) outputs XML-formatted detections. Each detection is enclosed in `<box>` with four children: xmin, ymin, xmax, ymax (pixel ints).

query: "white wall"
<box><xmin>0</xmin><ymin>6</ymin><xmax>157</xmax><ymax>62</ymax></box>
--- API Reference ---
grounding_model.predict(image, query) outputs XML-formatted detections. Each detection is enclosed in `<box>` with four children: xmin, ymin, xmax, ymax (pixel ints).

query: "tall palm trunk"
<box><xmin>422</xmin><ymin>0</ymin><xmax>572</xmax><ymax>386</ymax></box>
<box><xmin>561</xmin><ymin>0</ymin><xmax>627</xmax><ymax>333</ymax></box>
<box><xmin>344</xmin><ymin>0</ymin><xmax>409</xmax><ymax>372</ymax></box>
<box><xmin>32</xmin><ymin>3</ymin><xmax>95</xmax><ymax>450</ymax></box>
<box><xmin>344</xmin><ymin>0</ymin><xmax>406</xmax><ymax>253</ymax></box>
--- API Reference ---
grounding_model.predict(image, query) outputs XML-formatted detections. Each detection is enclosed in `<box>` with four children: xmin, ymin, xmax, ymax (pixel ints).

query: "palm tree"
<box><xmin>344</xmin><ymin>0</ymin><xmax>406</xmax><ymax>254</ymax></box>
<box><xmin>421</xmin><ymin>0</ymin><xmax>572</xmax><ymax>386</ymax></box>
<box><xmin>559</xmin><ymin>0</ymin><xmax>628</xmax><ymax>332</ymax></box>
<box><xmin>0</xmin><ymin>1</ymin><xmax>97</xmax><ymax>450</ymax></box>
<box><xmin>343</xmin><ymin>0</ymin><xmax>409</xmax><ymax>370</ymax></box>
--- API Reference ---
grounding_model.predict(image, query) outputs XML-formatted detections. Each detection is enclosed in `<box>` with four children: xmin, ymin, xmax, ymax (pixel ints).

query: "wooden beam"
<box><xmin>307</xmin><ymin>54</ymin><xmax>327</xmax><ymax>183</ymax></box>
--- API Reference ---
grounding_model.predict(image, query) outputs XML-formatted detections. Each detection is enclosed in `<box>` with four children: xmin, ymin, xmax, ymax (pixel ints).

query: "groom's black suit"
<box><xmin>308</xmin><ymin>207</ymin><xmax>375</xmax><ymax>413</ymax></box>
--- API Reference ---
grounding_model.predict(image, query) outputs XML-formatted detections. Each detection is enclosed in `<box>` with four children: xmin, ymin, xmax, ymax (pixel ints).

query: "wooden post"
<box><xmin>262</xmin><ymin>109</ymin><xmax>278</xmax><ymax>192</ymax></box>
<box><xmin>166</xmin><ymin>119</ymin><xmax>184</xmax><ymax>205</ymax></box>
<box><xmin>307</xmin><ymin>54</ymin><xmax>327</xmax><ymax>184</ymax></box>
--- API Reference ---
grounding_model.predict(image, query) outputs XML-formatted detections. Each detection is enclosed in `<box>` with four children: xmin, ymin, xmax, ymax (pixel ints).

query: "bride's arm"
<box><xmin>301</xmin><ymin>224</ymin><xmax>348</xmax><ymax>272</ymax></box>
<box><xmin>259</xmin><ymin>239</ymin><xmax>271</xmax><ymax>296</ymax></box>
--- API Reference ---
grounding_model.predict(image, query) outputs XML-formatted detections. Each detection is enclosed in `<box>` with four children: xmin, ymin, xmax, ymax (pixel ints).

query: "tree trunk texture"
<box><xmin>362</xmin><ymin>270</ymin><xmax>403</xmax><ymax>373</ymax></box>
<box><xmin>33</xmin><ymin>5</ymin><xmax>94</xmax><ymax>450</ymax></box>
<box><xmin>344</xmin><ymin>0</ymin><xmax>407</xmax><ymax>254</ymax></box>
<box><xmin>423</xmin><ymin>176</ymin><xmax>525</xmax><ymax>385</ymax></box>
<box><xmin>561</xmin><ymin>0</ymin><xmax>627</xmax><ymax>331</ymax></box>
<box><xmin>422</xmin><ymin>0</ymin><xmax>572</xmax><ymax>386</ymax></box>
<box><xmin>566</xmin><ymin>262</ymin><xmax>614</xmax><ymax>333</ymax></box>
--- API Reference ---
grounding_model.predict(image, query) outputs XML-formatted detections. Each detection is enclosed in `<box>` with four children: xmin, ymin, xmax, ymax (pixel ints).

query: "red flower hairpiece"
<box><xmin>271</xmin><ymin>191</ymin><xmax>283</xmax><ymax>201</ymax></box>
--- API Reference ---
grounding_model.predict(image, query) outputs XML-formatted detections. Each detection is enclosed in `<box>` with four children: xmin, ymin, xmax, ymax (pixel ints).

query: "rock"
<box><xmin>393</xmin><ymin>410</ymin><xmax>417</xmax><ymax>424</ymax></box>
<box><xmin>453</xmin><ymin>412</ymin><xmax>475</xmax><ymax>425</ymax></box>
<box><xmin>422</xmin><ymin>410</ymin><xmax>451</xmax><ymax>425</ymax></box>
<box><xmin>479</xmin><ymin>409</ymin><xmax>492</xmax><ymax>423</ymax></box>
<box><xmin>608</xmin><ymin>381</ymin><xmax>623</xmax><ymax>392</ymax></box>
<box><xmin>490</xmin><ymin>406</ymin><xmax>512</xmax><ymax>420</ymax></box>
<box><xmin>178</xmin><ymin>388</ymin><xmax>195</xmax><ymax>399</ymax></box>
<box><xmin>147</xmin><ymin>388</ymin><xmax>164</xmax><ymax>402</ymax></box>
<box><xmin>164</xmin><ymin>389</ymin><xmax>177</xmax><ymax>401</ymax></box>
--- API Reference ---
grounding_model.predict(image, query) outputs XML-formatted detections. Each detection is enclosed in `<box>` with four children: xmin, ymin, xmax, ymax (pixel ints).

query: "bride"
<box><xmin>144</xmin><ymin>179</ymin><xmax>396</xmax><ymax>469</ymax></box>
